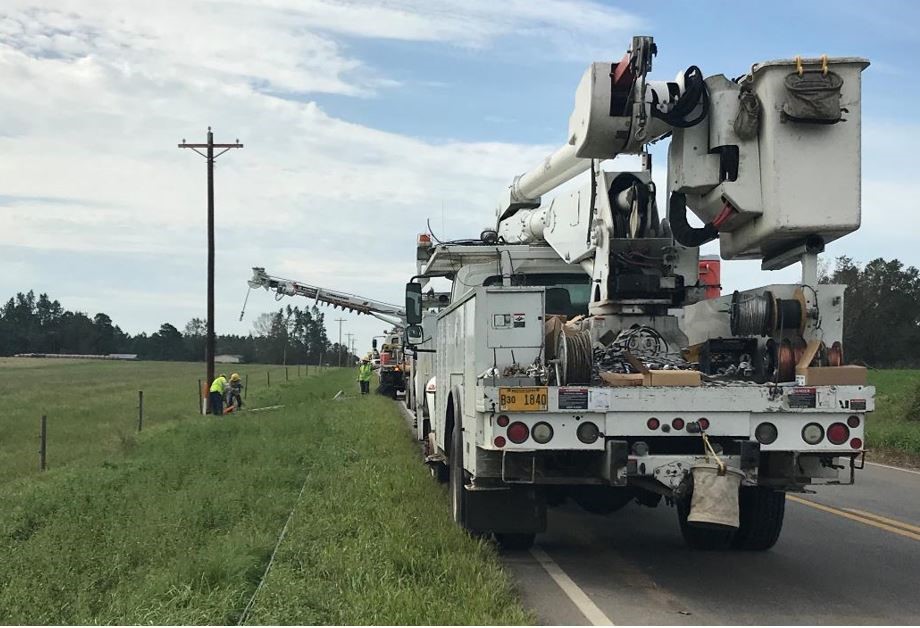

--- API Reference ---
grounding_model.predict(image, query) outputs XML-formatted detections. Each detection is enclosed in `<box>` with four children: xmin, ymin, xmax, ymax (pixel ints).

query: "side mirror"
<box><xmin>371</xmin><ymin>338</ymin><xmax>378</xmax><ymax>350</ymax></box>
<box><xmin>405</xmin><ymin>282</ymin><xmax>423</xmax><ymax>325</ymax></box>
<box><xmin>405</xmin><ymin>324</ymin><xmax>424</xmax><ymax>346</ymax></box>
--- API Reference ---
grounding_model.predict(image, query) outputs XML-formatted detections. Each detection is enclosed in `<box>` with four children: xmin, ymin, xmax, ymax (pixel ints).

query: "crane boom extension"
<box><xmin>247</xmin><ymin>267</ymin><xmax>405</xmax><ymax>326</ymax></box>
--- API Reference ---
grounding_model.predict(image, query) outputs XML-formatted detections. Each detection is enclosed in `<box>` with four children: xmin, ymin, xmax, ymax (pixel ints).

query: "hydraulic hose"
<box><xmin>668</xmin><ymin>192</ymin><xmax>718</xmax><ymax>247</ymax></box>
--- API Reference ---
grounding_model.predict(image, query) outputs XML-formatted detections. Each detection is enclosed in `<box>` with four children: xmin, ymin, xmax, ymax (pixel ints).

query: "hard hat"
<box><xmin>219</xmin><ymin>373</ymin><xmax>227</xmax><ymax>379</ymax></box>
<box><xmin>230</xmin><ymin>373</ymin><xmax>241</xmax><ymax>382</ymax></box>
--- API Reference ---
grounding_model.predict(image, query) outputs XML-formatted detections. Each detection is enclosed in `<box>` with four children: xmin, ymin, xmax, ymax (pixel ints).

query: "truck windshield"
<box><xmin>484</xmin><ymin>273</ymin><xmax>591</xmax><ymax>318</ymax></box>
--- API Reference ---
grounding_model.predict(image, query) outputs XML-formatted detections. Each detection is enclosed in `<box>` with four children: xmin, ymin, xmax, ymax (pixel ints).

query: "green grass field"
<box><xmin>0</xmin><ymin>357</ymin><xmax>308</xmax><ymax>484</ymax></box>
<box><xmin>867</xmin><ymin>369</ymin><xmax>920</xmax><ymax>456</ymax></box>
<box><xmin>0</xmin><ymin>360</ymin><xmax>530</xmax><ymax>625</ymax></box>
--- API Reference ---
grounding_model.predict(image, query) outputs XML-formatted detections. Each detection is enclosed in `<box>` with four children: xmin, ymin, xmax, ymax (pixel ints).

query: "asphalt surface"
<box><xmin>396</xmin><ymin>404</ymin><xmax>920</xmax><ymax>624</ymax></box>
<box><xmin>502</xmin><ymin>462</ymin><xmax>920</xmax><ymax>625</ymax></box>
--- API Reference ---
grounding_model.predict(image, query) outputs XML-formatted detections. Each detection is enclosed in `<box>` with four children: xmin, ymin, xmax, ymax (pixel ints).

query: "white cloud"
<box><xmin>1</xmin><ymin>0</ymin><xmax>913</xmax><ymax>351</ymax></box>
<box><xmin>5</xmin><ymin>0</ymin><xmax>619</xmax><ymax>344</ymax></box>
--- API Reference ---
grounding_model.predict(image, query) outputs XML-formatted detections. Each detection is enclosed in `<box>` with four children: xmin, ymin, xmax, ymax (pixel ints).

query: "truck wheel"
<box><xmin>495</xmin><ymin>532</ymin><xmax>535</xmax><ymax>551</ymax></box>
<box><xmin>448</xmin><ymin>423</ymin><xmax>467</xmax><ymax>527</ymax></box>
<box><xmin>731</xmin><ymin>488</ymin><xmax>785</xmax><ymax>551</ymax></box>
<box><xmin>676</xmin><ymin>497</ymin><xmax>735</xmax><ymax>550</ymax></box>
<box><xmin>430</xmin><ymin>461</ymin><xmax>449</xmax><ymax>484</ymax></box>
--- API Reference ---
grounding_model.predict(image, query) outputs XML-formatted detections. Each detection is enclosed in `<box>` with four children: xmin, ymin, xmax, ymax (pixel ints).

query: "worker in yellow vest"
<box><xmin>356</xmin><ymin>357</ymin><xmax>373</xmax><ymax>395</ymax></box>
<box><xmin>209</xmin><ymin>373</ymin><xmax>228</xmax><ymax>415</ymax></box>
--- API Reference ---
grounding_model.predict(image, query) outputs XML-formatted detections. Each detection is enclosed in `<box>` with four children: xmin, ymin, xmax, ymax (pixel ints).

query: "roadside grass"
<box><xmin>0</xmin><ymin>366</ymin><xmax>531</xmax><ymax>625</ymax></box>
<box><xmin>867</xmin><ymin>369</ymin><xmax>920</xmax><ymax>456</ymax></box>
<box><xmin>245</xmin><ymin>379</ymin><xmax>531</xmax><ymax>626</ymax></box>
<box><xmin>0</xmin><ymin>357</ymin><xmax>317</xmax><ymax>484</ymax></box>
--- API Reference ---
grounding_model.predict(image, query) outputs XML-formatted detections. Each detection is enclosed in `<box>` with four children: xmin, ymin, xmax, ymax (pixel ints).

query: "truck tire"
<box><xmin>676</xmin><ymin>497</ymin><xmax>735</xmax><ymax>550</ymax></box>
<box><xmin>731</xmin><ymin>488</ymin><xmax>785</xmax><ymax>551</ymax></box>
<box><xmin>494</xmin><ymin>532</ymin><xmax>535</xmax><ymax>551</ymax></box>
<box><xmin>448</xmin><ymin>422</ymin><xmax>467</xmax><ymax>527</ymax></box>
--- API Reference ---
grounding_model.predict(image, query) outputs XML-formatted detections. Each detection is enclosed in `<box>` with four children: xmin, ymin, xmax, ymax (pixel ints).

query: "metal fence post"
<box><xmin>245</xmin><ymin>373</ymin><xmax>249</xmax><ymax>398</ymax></box>
<box><xmin>267</xmin><ymin>370</ymin><xmax>271</xmax><ymax>387</ymax></box>
<box><xmin>197</xmin><ymin>379</ymin><xmax>202</xmax><ymax>414</ymax></box>
<box><xmin>138</xmin><ymin>390</ymin><xmax>144</xmax><ymax>432</ymax></box>
<box><xmin>286</xmin><ymin>367</ymin><xmax>289</xmax><ymax>381</ymax></box>
<box><xmin>39</xmin><ymin>415</ymin><xmax>47</xmax><ymax>471</ymax></box>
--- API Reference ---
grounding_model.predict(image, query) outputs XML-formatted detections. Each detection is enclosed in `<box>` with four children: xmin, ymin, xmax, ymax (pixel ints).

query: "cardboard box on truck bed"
<box><xmin>643</xmin><ymin>370</ymin><xmax>701</xmax><ymax>387</ymax></box>
<box><xmin>600</xmin><ymin>372</ymin><xmax>644</xmax><ymax>387</ymax></box>
<box><xmin>795</xmin><ymin>340</ymin><xmax>867</xmax><ymax>385</ymax></box>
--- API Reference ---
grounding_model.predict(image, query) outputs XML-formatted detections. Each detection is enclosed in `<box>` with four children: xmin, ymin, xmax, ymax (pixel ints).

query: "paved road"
<box><xmin>503</xmin><ymin>463</ymin><xmax>920</xmax><ymax>625</ymax></box>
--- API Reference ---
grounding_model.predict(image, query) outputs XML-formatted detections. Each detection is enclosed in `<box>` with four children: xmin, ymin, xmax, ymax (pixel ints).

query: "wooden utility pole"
<box><xmin>346</xmin><ymin>333</ymin><xmax>354</xmax><ymax>363</ymax></box>
<box><xmin>178</xmin><ymin>128</ymin><xmax>243</xmax><ymax>406</ymax></box>
<box><xmin>335</xmin><ymin>318</ymin><xmax>346</xmax><ymax>367</ymax></box>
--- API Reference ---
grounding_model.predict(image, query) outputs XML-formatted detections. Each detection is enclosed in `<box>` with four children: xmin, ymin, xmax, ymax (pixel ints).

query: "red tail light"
<box><xmin>494</xmin><ymin>436</ymin><xmax>506</xmax><ymax>448</ymax></box>
<box><xmin>672</xmin><ymin>418</ymin><xmax>685</xmax><ymax>431</ymax></box>
<box><xmin>698</xmin><ymin>417</ymin><xmax>710</xmax><ymax>430</ymax></box>
<box><xmin>827</xmin><ymin>422</ymin><xmax>850</xmax><ymax>445</ymax></box>
<box><xmin>847</xmin><ymin>415</ymin><xmax>861</xmax><ymax>428</ymax></box>
<box><xmin>850</xmin><ymin>437</ymin><xmax>863</xmax><ymax>450</ymax></box>
<box><xmin>507</xmin><ymin>422</ymin><xmax>529</xmax><ymax>444</ymax></box>
<box><xmin>647</xmin><ymin>418</ymin><xmax>660</xmax><ymax>430</ymax></box>
<box><xmin>497</xmin><ymin>414</ymin><xmax>510</xmax><ymax>427</ymax></box>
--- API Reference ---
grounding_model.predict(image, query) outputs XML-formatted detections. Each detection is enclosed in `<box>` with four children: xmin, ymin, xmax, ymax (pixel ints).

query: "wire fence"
<box><xmin>32</xmin><ymin>364</ymin><xmax>333</xmax><ymax>473</ymax></box>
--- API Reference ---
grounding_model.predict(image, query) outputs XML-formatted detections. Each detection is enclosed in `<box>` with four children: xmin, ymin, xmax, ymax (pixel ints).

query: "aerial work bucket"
<box><xmin>687</xmin><ymin>434</ymin><xmax>743</xmax><ymax>528</ymax></box>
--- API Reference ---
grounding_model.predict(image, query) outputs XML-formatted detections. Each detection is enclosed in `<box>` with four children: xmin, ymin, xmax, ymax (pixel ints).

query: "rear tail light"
<box><xmin>847</xmin><ymin>415</ymin><xmax>861</xmax><ymax>428</ymax></box>
<box><xmin>493</xmin><ymin>436</ymin><xmax>506</xmax><ymax>448</ymax></box>
<box><xmin>531</xmin><ymin>422</ymin><xmax>553</xmax><ymax>444</ymax></box>
<box><xmin>827</xmin><ymin>422</ymin><xmax>850</xmax><ymax>446</ymax></box>
<box><xmin>496</xmin><ymin>414</ymin><xmax>510</xmax><ymax>427</ymax></box>
<box><xmin>507</xmin><ymin>421</ymin><xmax>529</xmax><ymax>444</ymax></box>
<box><xmin>802</xmin><ymin>423</ymin><xmax>824</xmax><ymax>445</ymax></box>
<box><xmin>647</xmin><ymin>418</ymin><xmax>660</xmax><ymax>430</ymax></box>
<box><xmin>850</xmin><ymin>437</ymin><xmax>863</xmax><ymax>450</ymax></box>
<box><xmin>697</xmin><ymin>417</ymin><xmax>710</xmax><ymax>431</ymax></box>
<box><xmin>576</xmin><ymin>422</ymin><xmax>600</xmax><ymax>444</ymax></box>
<box><xmin>755</xmin><ymin>422</ymin><xmax>778</xmax><ymax>445</ymax></box>
<box><xmin>671</xmin><ymin>418</ymin><xmax>685</xmax><ymax>431</ymax></box>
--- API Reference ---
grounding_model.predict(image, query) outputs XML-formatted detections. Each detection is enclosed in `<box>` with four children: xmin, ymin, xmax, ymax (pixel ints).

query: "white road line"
<box><xmin>866</xmin><ymin>461</ymin><xmax>920</xmax><ymax>476</ymax></box>
<box><xmin>530</xmin><ymin>545</ymin><xmax>615</xmax><ymax>626</ymax></box>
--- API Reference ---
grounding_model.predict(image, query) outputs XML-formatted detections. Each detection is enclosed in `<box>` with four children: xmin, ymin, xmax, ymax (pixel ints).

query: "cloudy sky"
<box><xmin>1</xmin><ymin>0</ymin><xmax>917</xmax><ymax>353</ymax></box>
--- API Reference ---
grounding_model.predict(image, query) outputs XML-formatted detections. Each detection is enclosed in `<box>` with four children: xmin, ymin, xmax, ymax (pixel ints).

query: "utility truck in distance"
<box><xmin>246</xmin><ymin>267</ymin><xmax>447</xmax><ymax>409</ymax></box>
<box><xmin>403</xmin><ymin>36</ymin><xmax>874</xmax><ymax>550</ymax></box>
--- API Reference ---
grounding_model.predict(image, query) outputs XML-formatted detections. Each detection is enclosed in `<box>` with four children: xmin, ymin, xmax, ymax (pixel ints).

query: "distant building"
<box><xmin>215</xmin><ymin>354</ymin><xmax>244</xmax><ymax>364</ymax></box>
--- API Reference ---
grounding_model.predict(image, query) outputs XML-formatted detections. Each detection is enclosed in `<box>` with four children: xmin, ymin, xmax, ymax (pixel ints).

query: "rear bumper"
<box><xmin>473</xmin><ymin>440</ymin><xmax>860</xmax><ymax>492</ymax></box>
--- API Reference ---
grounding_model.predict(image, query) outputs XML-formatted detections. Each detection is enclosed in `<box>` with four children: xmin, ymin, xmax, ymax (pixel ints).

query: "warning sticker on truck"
<box><xmin>787</xmin><ymin>387</ymin><xmax>817</xmax><ymax>408</ymax></box>
<box><xmin>512</xmin><ymin>313</ymin><xmax>526</xmax><ymax>328</ymax></box>
<box><xmin>558</xmin><ymin>387</ymin><xmax>589</xmax><ymax>410</ymax></box>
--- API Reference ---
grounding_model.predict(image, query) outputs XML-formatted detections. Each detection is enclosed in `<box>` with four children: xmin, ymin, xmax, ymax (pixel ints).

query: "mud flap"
<box><xmin>464</xmin><ymin>486</ymin><xmax>546</xmax><ymax>534</ymax></box>
<box><xmin>603</xmin><ymin>439</ymin><xmax>629</xmax><ymax>486</ymax></box>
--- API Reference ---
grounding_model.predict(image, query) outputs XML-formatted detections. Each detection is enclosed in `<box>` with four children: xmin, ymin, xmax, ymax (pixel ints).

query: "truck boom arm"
<box><xmin>247</xmin><ymin>267</ymin><xmax>405</xmax><ymax>326</ymax></box>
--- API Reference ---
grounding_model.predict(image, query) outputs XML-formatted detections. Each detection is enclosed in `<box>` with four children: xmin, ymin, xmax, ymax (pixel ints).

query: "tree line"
<box><xmin>2</xmin><ymin>255</ymin><xmax>917</xmax><ymax>367</ymax></box>
<box><xmin>0</xmin><ymin>291</ymin><xmax>356</xmax><ymax>365</ymax></box>
<box><xmin>820</xmin><ymin>256</ymin><xmax>920</xmax><ymax>368</ymax></box>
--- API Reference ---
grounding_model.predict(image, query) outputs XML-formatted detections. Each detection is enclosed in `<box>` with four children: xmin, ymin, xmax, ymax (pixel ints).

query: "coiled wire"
<box><xmin>730</xmin><ymin>290</ymin><xmax>774</xmax><ymax>337</ymax></box>
<box><xmin>556</xmin><ymin>328</ymin><xmax>593</xmax><ymax>385</ymax></box>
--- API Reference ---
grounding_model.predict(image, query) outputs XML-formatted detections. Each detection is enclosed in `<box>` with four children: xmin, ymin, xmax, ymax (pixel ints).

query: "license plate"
<box><xmin>499</xmin><ymin>387</ymin><xmax>548</xmax><ymax>412</ymax></box>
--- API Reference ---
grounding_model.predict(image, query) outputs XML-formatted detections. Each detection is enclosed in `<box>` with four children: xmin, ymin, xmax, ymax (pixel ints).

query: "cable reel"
<box><xmin>556</xmin><ymin>328</ymin><xmax>594</xmax><ymax>385</ymax></box>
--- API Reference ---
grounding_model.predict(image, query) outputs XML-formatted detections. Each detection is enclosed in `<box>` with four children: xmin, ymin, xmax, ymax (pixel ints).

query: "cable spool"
<box><xmin>775</xmin><ymin>298</ymin><xmax>805</xmax><ymax>333</ymax></box>
<box><xmin>777</xmin><ymin>338</ymin><xmax>796</xmax><ymax>382</ymax></box>
<box><xmin>828</xmin><ymin>341</ymin><xmax>844</xmax><ymax>367</ymax></box>
<box><xmin>556</xmin><ymin>328</ymin><xmax>593</xmax><ymax>385</ymax></box>
<box><xmin>730</xmin><ymin>290</ymin><xmax>774</xmax><ymax>337</ymax></box>
<box><xmin>792</xmin><ymin>337</ymin><xmax>807</xmax><ymax>366</ymax></box>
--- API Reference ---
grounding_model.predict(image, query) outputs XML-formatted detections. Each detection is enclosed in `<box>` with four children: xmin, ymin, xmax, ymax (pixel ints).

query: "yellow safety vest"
<box><xmin>357</xmin><ymin>363</ymin><xmax>373</xmax><ymax>381</ymax></box>
<box><xmin>210</xmin><ymin>376</ymin><xmax>228</xmax><ymax>393</ymax></box>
